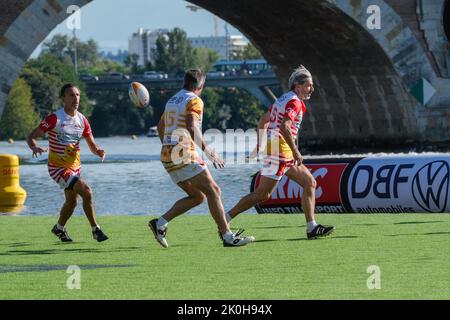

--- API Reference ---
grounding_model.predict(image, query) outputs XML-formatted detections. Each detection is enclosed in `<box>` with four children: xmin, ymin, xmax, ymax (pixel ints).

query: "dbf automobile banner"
<box><xmin>251</xmin><ymin>156</ymin><xmax>450</xmax><ymax>214</ymax></box>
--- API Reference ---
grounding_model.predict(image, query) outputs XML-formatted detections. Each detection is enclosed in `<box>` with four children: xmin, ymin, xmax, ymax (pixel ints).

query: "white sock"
<box><xmin>56</xmin><ymin>223</ymin><xmax>65</xmax><ymax>231</ymax></box>
<box><xmin>223</xmin><ymin>231</ymin><xmax>234</xmax><ymax>242</ymax></box>
<box><xmin>307</xmin><ymin>220</ymin><xmax>318</xmax><ymax>232</ymax></box>
<box><xmin>225</xmin><ymin>212</ymin><xmax>232</xmax><ymax>223</ymax></box>
<box><xmin>92</xmin><ymin>225</ymin><xmax>100</xmax><ymax>232</ymax></box>
<box><xmin>157</xmin><ymin>217</ymin><xmax>168</xmax><ymax>229</ymax></box>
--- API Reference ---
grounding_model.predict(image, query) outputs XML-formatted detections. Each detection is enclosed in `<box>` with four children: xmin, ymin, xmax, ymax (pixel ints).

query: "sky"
<box><xmin>31</xmin><ymin>0</ymin><xmax>244</xmax><ymax>57</ymax></box>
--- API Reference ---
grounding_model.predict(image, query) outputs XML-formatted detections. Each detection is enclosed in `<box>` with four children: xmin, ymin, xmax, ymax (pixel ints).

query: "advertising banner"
<box><xmin>251</xmin><ymin>156</ymin><xmax>450</xmax><ymax>214</ymax></box>
<box><xmin>251</xmin><ymin>158</ymin><xmax>360</xmax><ymax>214</ymax></box>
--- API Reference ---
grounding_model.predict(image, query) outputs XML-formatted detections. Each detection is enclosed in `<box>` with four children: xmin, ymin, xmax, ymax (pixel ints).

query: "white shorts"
<box><xmin>48</xmin><ymin>165</ymin><xmax>81</xmax><ymax>189</ymax></box>
<box><xmin>162</xmin><ymin>161</ymin><xmax>207</xmax><ymax>184</ymax></box>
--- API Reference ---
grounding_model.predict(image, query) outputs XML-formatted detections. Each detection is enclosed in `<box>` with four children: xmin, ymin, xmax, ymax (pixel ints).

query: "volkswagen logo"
<box><xmin>412</xmin><ymin>161</ymin><xmax>450</xmax><ymax>213</ymax></box>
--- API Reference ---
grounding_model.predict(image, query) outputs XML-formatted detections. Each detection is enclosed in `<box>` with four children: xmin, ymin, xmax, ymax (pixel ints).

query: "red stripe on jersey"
<box><xmin>39</xmin><ymin>114</ymin><xmax>57</xmax><ymax>132</ymax></box>
<box><xmin>48</xmin><ymin>138</ymin><xmax>65</xmax><ymax>146</ymax></box>
<box><xmin>50</xmin><ymin>168</ymin><xmax>65</xmax><ymax>179</ymax></box>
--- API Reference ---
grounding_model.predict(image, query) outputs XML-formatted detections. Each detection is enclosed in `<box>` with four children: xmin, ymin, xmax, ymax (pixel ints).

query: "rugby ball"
<box><xmin>128</xmin><ymin>82</ymin><xmax>150</xmax><ymax>107</ymax></box>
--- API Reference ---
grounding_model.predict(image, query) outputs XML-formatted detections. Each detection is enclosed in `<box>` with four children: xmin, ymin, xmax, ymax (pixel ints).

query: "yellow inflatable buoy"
<box><xmin>0</xmin><ymin>154</ymin><xmax>27</xmax><ymax>214</ymax></box>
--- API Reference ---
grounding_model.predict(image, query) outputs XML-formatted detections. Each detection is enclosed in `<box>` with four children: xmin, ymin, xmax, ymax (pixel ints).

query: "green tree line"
<box><xmin>0</xmin><ymin>28</ymin><xmax>267</xmax><ymax>140</ymax></box>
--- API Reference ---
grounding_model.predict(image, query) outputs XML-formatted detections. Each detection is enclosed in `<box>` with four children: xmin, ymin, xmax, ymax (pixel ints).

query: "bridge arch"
<box><xmin>1</xmin><ymin>0</ymin><xmax>449</xmax><ymax>145</ymax></box>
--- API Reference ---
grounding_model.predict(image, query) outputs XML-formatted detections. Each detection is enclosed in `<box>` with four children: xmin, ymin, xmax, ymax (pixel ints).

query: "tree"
<box><xmin>41</xmin><ymin>34</ymin><xmax>70</xmax><ymax>61</ymax></box>
<box><xmin>124</xmin><ymin>53</ymin><xmax>142</xmax><ymax>74</ymax></box>
<box><xmin>20</xmin><ymin>67</ymin><xmax>60</xmax><ymax>117</ymax></box>
<box><xmin>68</xmin><ymin>38</ymin><xmax>99</xmax><ymax>68</ymax></box>
<box><xmin>194</xmin><ymin>48</ymin><xmax>220</xmax><ymax>73</ymax></box>
<box><xmin>0</xmin><ymin>78</ymin><xmax>40</xmax><ymax>140</ymax></box>
<box><xmin>42</xmin><ymin>34</ymin><xmax>99</xmax><ymax>68</ymax></box>
<box><xmin>23</xmin><ymin>53</ymin><xmax>92</xmax><ymax>117</ymax></box>
<box><xmin>153</xmin><ymin>28</ymin><xmax>197</xmax><ymax>73</ymax></box>
<box><xmin>202</xmin><ymin>88</ymin><xmax>231</xmax><ymax>130</ymax></box>
<box><xmin>223</xmin><ymin>88</ymin><xmax>264</xmax><ymax>129</ymax></box>
<box><xmin>80</xmin><ymin>58</ymin><xmax>128</xmax><ymax>76</ymax></box>
<box><xmin>234</xmin><ymin>43</ymin><xmax>263</xmax><ymax>60</ymax></box>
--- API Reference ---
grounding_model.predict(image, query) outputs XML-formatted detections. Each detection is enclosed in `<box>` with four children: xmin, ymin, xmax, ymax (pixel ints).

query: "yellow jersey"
<box><xmin>160</xmin><ymin>89</ymin><xmax>204</xmax><ymax>166</ymax></box>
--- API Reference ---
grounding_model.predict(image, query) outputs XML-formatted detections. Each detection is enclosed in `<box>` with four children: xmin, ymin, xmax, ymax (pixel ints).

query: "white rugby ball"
<box><xmin>128</xmin><ymin>82</ymin><xmax>150</xmax><ymax>107</ymax></box>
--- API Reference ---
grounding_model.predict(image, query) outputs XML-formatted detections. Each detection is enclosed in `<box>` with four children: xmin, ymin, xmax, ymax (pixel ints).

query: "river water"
<box><xmin>0</xmin><ymin>134</ymin><xmax>445</xmax><ymax>216</ymax></box>
<box><xmin>1</xmin><ymin>134</ymin><xmax>262</xmax><ymax>216</ymax></box>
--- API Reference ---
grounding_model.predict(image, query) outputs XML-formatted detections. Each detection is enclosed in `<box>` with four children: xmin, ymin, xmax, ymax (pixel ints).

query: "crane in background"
<box><xmin>186</xmin><ymin>4</ymin><xmax>220</xmax><ymax>37</ymax></box>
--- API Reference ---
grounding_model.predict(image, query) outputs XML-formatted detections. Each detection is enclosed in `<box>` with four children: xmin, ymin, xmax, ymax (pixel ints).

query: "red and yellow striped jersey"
<box><xmin>266</xmin><ymin>91</ymin><xmax>306</xmax><ymax>161</ymax></box>
<box><xmin>39</xmin><ymin>108</ymin><xmax>92</xmax><ymax>170</ymax></box>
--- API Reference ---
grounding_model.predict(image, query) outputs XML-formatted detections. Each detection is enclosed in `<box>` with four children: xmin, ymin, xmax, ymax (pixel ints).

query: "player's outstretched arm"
<box><xmin>85</xmin><ymin>134</ymin><xmax>106</xmax><ymax>162</ymax></box>
<box><xmin>248</xmin><ymin>111</ymin><xmax>270</xmax><ymax>160</ymax></box>
<box><xmin>27</xmin><ymin>127</ymin><xmax>48</xmax><ymax>158</ymax></box>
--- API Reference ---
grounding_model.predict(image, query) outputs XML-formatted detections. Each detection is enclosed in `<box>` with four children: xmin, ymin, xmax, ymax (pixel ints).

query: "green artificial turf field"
<box><xmin>0</xmin><ymin>214</ymin><xmax>449</xmax><ymax>299</ymax></box>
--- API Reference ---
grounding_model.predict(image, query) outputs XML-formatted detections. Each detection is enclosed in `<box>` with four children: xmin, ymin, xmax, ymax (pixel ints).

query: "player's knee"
<box><xmin>304</xmin><ymin>178</ymin><xmax>317</xmax><ymax>191</ymax></box>
<box><xmin>81</xmin><ymin>185</ymin><xmax>93</xmax><ymax>202</ymax></box>
<box><xmin>193</xmin><ymin>193</ymin><xmax>206</xmax><ymax>205</ymax></box>
<box><xmin>212</xmin><ymin>184</ymin><xmax>222</xmax><ymax>197</ymax></box>
<box><xmin>65</xmin><ymin>198</ymin><xmax>77</xmax><ymax>210</ymax></box>
<box><xmin>256</xmin><ymin>192</ymin><xmax>271</xmax><ymax>202</ymax></box>
<box><xmin>204</xmin><ymin>183</ymin><xmax>221</xmax><ymax>198</ymax></box>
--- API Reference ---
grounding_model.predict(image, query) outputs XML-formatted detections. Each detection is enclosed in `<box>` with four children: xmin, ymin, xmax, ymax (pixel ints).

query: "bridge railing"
<box><xmin>81</xmin><ymin>71</ymin><xmax>278</xmax><ymax>83</ymax></box>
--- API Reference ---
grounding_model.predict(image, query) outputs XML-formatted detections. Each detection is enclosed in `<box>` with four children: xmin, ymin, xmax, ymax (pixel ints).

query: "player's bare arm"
<box><xmin>248</xmin><ymin>111</ymin><xmax>270</xmax><ymax>159</ymax></box>
<box><xmin>27</xmin><ymin>127</ymin><xmax>48</xmax><ymax>158</ymax></box>
<box><xmin>186</xmin><ymin>113</ymin><xmax>224</xmax><ymax>169</ymax></box>
<box><xmin>157</xmin><ymin>115</ymin><xmax>165</xmax><ymax>144</ymax></box>
<box><xmin>280</xmin><ymin>117</ymin><xmax>303</xmax><ymax>165</ymax></box>
<box><xmin>85</xmin><ymin>134</ymin><xmax>106</xmax><ymax>162</ymax></box>
<box><xmin>257</xmin><ymin>111</ymin><xmax>270</xmax><ymax>148</ymax></box>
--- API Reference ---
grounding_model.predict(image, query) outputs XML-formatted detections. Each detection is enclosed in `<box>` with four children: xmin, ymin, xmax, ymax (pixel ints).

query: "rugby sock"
<box><xmin>56</xmin><ymin>223</ymin><xmax>65</xmax><ymax>231</ymax></box>
<box><xmin>157</xmin><ymin>217</ymin><xmax>168</xmax><ymax>229</ymax></box>
<box><xmin>307</xmin><ymin>220</ymin><xmax>318</xmax><ymax>232</ymax></box>
<box><xmin>225</xmin><ymin>212</ymin><xmax>232</xmax><ymax>223</ymax></box>
<box><xmin>223</xmin><ymin>231</ymin><xmax>234</xmax><ymax>242</ymax></box>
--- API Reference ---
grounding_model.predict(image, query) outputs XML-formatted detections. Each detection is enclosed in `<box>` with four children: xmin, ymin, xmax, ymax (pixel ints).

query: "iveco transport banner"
<box><xmin>251</xmin><ymin>156</ymin><xmax>450</xmax><ymax>214</ymax></box>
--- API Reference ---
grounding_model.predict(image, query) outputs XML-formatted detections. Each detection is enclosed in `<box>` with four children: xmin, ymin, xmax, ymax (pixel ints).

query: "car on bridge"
<box><xmin>144</xmin><ymin>71</ymin><xmax>168</xmax><ymax>79</ymax></box>
<box><xmin>79</xmin><ymin>73</ymin><xmax>98</xmax><ymax>81</ymax></box>
<box><xmin>105</xmin><ymin>72</ymin><xmax>130</xmax><ymax>80</ymax></box>
<box><xmin>206</xmin><ymin>71</ymin><xmax>225</xmax><ymax>77</ymax></box>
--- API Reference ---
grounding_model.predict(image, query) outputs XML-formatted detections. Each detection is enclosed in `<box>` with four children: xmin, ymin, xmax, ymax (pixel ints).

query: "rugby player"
<box><xmin>148</xmin><ymin>69</ymin><xmax>254</xmax><ymax>248</ymax></box>
<box><xmin>27</xmin><ymin>84</ymin><xmax>108</xmax><ymax>242</ymax></box>
<box><xmin>226</xmin><ymin>66</ymin><xmax>335</xmax><ymax>240</ymax></box>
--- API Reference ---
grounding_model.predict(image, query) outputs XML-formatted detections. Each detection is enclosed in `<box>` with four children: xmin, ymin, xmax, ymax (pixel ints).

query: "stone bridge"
<box><xmin>1</xmin><ymin>0</ymin><xmax>450</xmax><ymax>147</ymax></box>
<box><xmin>83</xmin><ymin>74</ymin><xmax>280</xmax><ymax>107</ymax></box>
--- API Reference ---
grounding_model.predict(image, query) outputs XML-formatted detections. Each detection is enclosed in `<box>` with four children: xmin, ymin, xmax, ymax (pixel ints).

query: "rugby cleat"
<box><xmin>223</xmin><ymin>231</ymin><xmax>255</xmax><ymax>247</ymax></box>
<box><xmin>92</xmin><ymin>227</ymin><xmax>109</xmax><ymax>242</ymax></box>
<box><xmin>51</xmin><ymin>224</ymin><xmax>73</xmax><ymax>242</ymax></box>
<box><xmin>149</xmin><ymin>218</ymin><xmax>169</xmax><ymax>248</ymax></box>
<box><xmin>218</xmin><ymin>228</ymin><xmax>245</xmax><ymax>241</ymax></box>
<box><xmin>307</xmin><ymin>224</ymin><xmax>335</xmax><ymax>240</ymax></box>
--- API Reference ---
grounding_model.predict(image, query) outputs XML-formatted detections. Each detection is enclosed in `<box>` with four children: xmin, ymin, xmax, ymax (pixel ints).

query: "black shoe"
<box><xmin>307</xmin><ymin>224</ymin><xmax>335</xmax><ymax>240</ymax></box>
<box><xmin>51</xmin><ymin>224</ymin><xmax>73</xmax><ymax>242</ymax></box>
<box><xmin>92</xmin><ymin>227</ymin><xmax>109</xmax><ymax>242</ymax></box>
